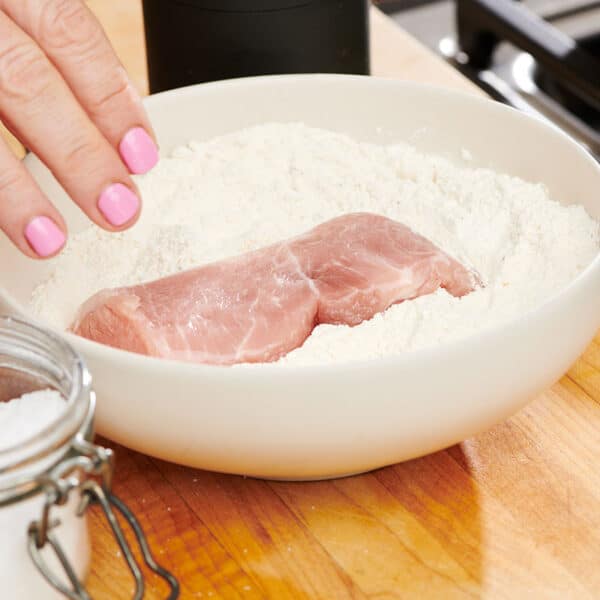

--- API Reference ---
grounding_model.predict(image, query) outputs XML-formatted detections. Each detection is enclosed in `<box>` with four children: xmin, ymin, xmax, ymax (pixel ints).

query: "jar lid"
<box><xmin>164</xmin><ymin>0</ymin><xmax>314</xmax><ymax>11</ymax></box>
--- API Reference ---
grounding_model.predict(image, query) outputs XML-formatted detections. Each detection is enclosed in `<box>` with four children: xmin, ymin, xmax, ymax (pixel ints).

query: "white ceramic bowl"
<box><xmin>1</xmin><ymin>75</ymin><xmax>599</xmax><ymax>480</ymax></box>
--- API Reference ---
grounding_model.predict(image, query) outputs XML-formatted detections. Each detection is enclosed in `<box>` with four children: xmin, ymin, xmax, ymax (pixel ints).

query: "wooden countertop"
<box><xmin>8</xmin><ymin>2</ymin><xmax>600</xmax><ymax>598</ymax></box>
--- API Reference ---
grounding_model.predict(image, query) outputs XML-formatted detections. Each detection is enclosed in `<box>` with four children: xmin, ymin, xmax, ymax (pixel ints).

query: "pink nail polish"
<box><xmin>98</xmin><ymin>183</ymin><xmax>140</xmax><ymax>226</ymax></box>
<box><xmin>119</xmin><ymin>127</ymin><xmax>159</xmax><ymax>174</ymax></box>
<box><xmin>25</xmin><ymin>216</ymin><xmax>66</xmax><ymax>257</ymax></box>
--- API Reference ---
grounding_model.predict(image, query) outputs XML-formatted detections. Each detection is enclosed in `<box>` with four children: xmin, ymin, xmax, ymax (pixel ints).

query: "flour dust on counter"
<box><xmin>29</xmin><ymin>123</ymin><xmax>599</xmax><ymax>366</ymax></box>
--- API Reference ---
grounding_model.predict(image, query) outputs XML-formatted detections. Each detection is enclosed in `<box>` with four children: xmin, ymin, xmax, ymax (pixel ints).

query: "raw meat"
<box><xmin>72</xmin><ymin>213</ymin><xmax>479</xmax><ymax>365</ymax></box>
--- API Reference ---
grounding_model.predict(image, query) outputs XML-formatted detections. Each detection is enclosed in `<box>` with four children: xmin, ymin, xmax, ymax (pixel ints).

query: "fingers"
<box><xmin>0</xmin><ymin>137</ymin><xmax>66</xmax><ymax>258</ymax></box>
<box><xmin>0</xmin><ymin>11</ymin><xmax>142</xmax><ymax>232</ymax></box>
<box><xmin>2</xmin><ymin>0</ymin><xmax>158</xmax><ymax>174</ymax></box>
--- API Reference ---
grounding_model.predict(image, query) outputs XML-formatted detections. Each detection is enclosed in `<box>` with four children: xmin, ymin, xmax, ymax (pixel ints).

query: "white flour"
<box><xmin>29</xmin><ymin>123</ymin><xmax>599</xmax><ymax>366</ymax></box>
<box><xmin>0</xmin><ymin>390</ymin><xmax>65</xmax><ymax>449</ymax></box>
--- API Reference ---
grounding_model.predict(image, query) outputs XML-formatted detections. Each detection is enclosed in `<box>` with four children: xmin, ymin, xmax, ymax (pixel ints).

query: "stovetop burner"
<box><xmin>437</xmin><ymin>0</ymin><xmax>600</xmax><ymax>159</ymax></box>
<box><xmin>533</xmin><ymin>32</ymin><xmax>600</xmax><ymax>132</ymax></box>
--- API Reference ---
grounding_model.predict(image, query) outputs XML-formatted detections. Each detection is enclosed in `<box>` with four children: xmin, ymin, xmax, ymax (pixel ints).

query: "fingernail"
<box><xmin>119</xmin><ymin>127</ymin><xmax>159</xmax><ymax>174</ymax></box>
<box><xmin>25</xmin><ymin>216</ymin><xmax>66</xmax><ymax>257</ymax></box>
<box><xmin>98</xmin><ymin>183</ymin><xmax>140</xmax><ymax>226</ymax></box>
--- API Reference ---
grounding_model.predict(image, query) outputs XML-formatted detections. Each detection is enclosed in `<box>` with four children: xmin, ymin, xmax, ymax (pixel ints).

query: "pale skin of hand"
<box><xmin>0</xmin><ymin>0</ymin><xmax>159</xmax><ymax>259</ymax></box>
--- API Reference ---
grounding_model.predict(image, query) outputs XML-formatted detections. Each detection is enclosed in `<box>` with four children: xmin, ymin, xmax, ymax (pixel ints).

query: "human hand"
<box><xmin>0</xmin><ymin>0</ymin><xmax>158</xmax><ymax>258</ymax></box>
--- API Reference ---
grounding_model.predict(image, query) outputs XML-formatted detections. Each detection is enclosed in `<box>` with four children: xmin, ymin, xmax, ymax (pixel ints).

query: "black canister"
<box><xmin>142</xmin><ymin>0</ymin><xmax>370</xmax><ymax>93</ymax></box>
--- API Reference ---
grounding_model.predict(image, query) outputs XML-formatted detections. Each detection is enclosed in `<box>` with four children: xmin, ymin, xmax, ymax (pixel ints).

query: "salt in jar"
<box><xmin>0</xmin><ymin>316</ymin><xmax>178</xmax><ymax>599</ymax></box>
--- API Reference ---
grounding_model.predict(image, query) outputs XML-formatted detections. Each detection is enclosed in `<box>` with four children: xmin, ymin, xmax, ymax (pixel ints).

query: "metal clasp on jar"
<box><xmin>28</xmin><ymin>435</ymin><xmax>179</xmax><ymax>600</ymax></box>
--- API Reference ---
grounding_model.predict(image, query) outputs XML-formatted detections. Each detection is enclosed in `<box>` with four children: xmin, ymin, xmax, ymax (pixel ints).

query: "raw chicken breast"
<box><xmin>72</xmin><ymin>213</ymin><xmax>478</xmax><ymax>365</ymax></box>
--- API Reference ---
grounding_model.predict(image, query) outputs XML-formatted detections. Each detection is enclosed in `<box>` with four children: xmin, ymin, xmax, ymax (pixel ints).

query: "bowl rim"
<box><xmin>4</xmin><ymin>73</ymin><xmax>600</xmax><ymax>378</ymax></box>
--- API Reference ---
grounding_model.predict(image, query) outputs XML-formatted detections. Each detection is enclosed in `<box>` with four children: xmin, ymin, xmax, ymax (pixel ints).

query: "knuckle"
<box><xmin>38</xmin><ymin>0</ymin><xmax>103</xmax><ymax>54</ymax></box>
<box><xmin>0</xmin><ymin>42</ymin><xmax>51</xmax><ymax>101</ymax></box>
<box><xmin>0</xmin><ymin>165</ymin><xmax>23</xmax><ymax>197</ymax></box>
<box><xmin>0</xmin><ymin>168</ymin><xmax>28</xmax><ymax>218</ymax></box>
<box><xmin>87</xmin><ymin>70</ymin><xmax>132</xmax><ymax>117</ymax></box>
<box><xmin>61</xmin><ymin>135</ymin><xmax>106</xmax><ymax>174</ymax></box>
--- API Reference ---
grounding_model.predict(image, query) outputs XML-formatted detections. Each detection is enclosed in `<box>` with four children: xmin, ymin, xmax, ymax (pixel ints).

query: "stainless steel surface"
<box><xmin>380</xmin><ymin>0</ymin><xmax>600</xmax><ymax>158</ymax></box>
<box><xmin>381</xmin><ymin>1</ymin><xmax>600</xmax><ymax>44</ymax></box>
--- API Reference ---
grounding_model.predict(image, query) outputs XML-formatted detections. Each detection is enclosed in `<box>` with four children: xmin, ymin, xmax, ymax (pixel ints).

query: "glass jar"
<box><xmin>0</xmin><ymin>316</ymin><xmax>179</xmax><ymax>599</ymax></box>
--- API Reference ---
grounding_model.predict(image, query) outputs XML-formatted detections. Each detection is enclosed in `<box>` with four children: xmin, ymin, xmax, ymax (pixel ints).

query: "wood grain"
<box><xmin>84</xmin><ymin>355</ymin><xmax>600</xmax><ymax>600</ymax></box>
<box><xmin>4</xmin><ymin>2</ymin><xmax>600</xmax><ymax>598</ymax></box>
